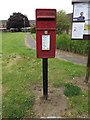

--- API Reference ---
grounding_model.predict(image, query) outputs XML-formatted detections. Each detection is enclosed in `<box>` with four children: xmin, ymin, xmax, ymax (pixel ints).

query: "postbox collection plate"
<box><xmin>42</xmin><ymin>35</ymin><xmax>50</xmax><ymax>50</ymax></box>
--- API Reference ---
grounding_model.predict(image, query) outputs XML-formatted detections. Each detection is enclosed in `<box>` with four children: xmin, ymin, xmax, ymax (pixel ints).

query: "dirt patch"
<box><xmin>30</xmin><ymin>84</ymin><xmax>68</xmax><ymax>118</ymax></box>
<box><xmin>72</xmin><ymin>76</ymin><xmax>88</xmax><ymax>90</ymax></box>
<box><xmin>7</xmin><ymin>55</ymin><xmax>21</xmax><ymax>67</ymax></box>
<box><xmin>29</xmin><ymin>76</ymin><xmax>88</xmax><ymax>118</ymax></box>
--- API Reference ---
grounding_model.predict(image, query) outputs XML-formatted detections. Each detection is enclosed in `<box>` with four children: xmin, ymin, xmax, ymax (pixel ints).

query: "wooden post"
<box><xmin>85</xmin><ymin>40</ymin><xmax>90</xmax><ymax>83</ymax></box>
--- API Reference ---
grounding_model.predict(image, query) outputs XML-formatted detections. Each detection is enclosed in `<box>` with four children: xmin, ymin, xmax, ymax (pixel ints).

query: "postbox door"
<box><xmin>36</xmin><ymin>30</ymin><xmax>56</xmax><ymax>58</ymax></box>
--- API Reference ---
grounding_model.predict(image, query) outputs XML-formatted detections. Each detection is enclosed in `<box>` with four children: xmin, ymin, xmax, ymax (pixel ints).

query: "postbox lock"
<box><xmin>44</xmin><ymin>30</ymin><xmax>48</xmax><ymax>34</ymax></box>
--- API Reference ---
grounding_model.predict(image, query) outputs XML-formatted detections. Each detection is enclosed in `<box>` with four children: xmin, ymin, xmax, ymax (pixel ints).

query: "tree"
<box><xmin>56</xmin><ymin>10</ymin><xmax>71</xmax><ymax>34</ymax></box>
<box><xmin>7</xmin><ymin>12</ymin><xmax>30</xmax><ymax>31</ymax></box>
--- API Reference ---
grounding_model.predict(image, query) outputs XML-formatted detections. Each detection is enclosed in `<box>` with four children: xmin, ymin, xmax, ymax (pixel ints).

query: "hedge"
<box><xmin>56</xmin><ymin>34</ymin><xmax>88</xmax><ymax>55</ymax></box>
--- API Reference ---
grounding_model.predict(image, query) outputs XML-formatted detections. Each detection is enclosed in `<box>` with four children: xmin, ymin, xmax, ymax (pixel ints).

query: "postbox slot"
<box><xmin>37</xmin><ymin>18</ymin><xmax>55</xmax><ymax>21</ymax></box>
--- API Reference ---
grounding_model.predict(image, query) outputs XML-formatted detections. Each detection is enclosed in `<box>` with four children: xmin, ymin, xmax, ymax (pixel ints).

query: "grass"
<box><xmin>68</xmin><ymin>90</ymin><xmax>88</xmax><ymax>117</ymax></box>
<box><xmin>62</xmin><ymin>90</ymin><xmax>88</xmax><ymax>117</ymax></box>
<box><xmin>2</xmin><ymin>32</ymin><xmax>88</xmax><ymax>118</ymax></box>
<box><xmin>48</xmin><ymin>58</ymin><xmax>86</xmax><ymax>87</ymax></box>
<box><xmin>2</xmin><ymin>32</ymin><xmax>37</xmax><ymax>118</ymax></box>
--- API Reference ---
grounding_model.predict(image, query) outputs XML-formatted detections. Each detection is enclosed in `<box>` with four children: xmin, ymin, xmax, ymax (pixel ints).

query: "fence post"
<box><xmin>85</xmin><ymin>40</ymin><xmax>90</xmax><ymax>83</ymax></box>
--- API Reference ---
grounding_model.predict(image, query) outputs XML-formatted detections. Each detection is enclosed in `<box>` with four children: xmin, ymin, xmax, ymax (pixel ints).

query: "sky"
<box><xmin>0</xmin><ymin>0</ymin><xmax>73</xmax><ymax>20</ymax></box>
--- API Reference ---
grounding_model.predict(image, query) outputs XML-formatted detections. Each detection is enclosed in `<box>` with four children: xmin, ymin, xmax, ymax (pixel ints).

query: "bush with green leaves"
<box><xmin>64</xmin><ymin>83</ymin><xmax>81</xmax><ymax>97</ymax></box>
<box><xmin>56</xmin><ymin>33</ymin><xmax>88</xmax><ymax>55</ymax></box>
<box><xmin>31</xmin><ymin>25</ymin><xmax>36</xmax><ymax>33</ymax></box>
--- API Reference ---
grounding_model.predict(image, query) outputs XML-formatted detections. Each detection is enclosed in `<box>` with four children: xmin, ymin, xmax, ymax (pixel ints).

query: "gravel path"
<box><xmin>56</xmin><ymin>49</ymin><xmax>87</xmax><ymax>66</ymax></box>
<box><xmin>26</xmin><ymin>33</ymin><xmax>87</xmax><ymax>66</ymax></box>
<box><xmin>26</xmin><ymin>33</ymin><xmax>36</xmax><ymax>49</ymax></box>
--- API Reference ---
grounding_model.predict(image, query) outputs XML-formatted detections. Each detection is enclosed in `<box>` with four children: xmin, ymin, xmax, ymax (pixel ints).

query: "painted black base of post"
<box><xmin>43</xmin><ymin>58</ymin><xmax>48</xmax><ymax>100</ymax></box>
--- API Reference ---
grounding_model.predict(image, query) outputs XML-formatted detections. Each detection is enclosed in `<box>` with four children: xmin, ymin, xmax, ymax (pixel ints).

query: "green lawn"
<box><xmin>2</xmin><ymin>32</ymin><xmax>88</xmax><ymax>118</ymax></box>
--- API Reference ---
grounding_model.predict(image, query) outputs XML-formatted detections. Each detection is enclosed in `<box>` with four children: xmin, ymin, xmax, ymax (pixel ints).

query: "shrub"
<box><xmin>56</xmin><ymin>33</ymin><xmax>88</xmax><ymax>55</ymax></box>
<box><xmin>64</xmin><ymin>83</ymin><xmax>81</xmax><ymax>97</ymax></box>
<box><xmin>31</xmin><ymin>25</ymin><xmax>36</xmax><ymax>33</ymax></box>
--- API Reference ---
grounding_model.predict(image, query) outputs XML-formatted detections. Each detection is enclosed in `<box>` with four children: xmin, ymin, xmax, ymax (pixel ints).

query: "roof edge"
<box><xmin>72</xmin><ymin>0</ymin><xmax>90</xmax><ymax>4</ymax></box>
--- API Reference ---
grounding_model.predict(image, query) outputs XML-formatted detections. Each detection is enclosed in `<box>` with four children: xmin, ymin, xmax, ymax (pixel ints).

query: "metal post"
<box><xmin>85</xmin><ymin>40</ymin><xmax>90</xmax><ymax>83</ymax></box>
<box><xmin>43</xmin><ymin>58</ymin><xmax>48</xmax><ymax>99</ymax></box>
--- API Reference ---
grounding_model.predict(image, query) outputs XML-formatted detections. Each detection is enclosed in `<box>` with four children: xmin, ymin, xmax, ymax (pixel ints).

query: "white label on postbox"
<box><xmin>42</xmin><ymin>35</ymin><xmax>50</xmax><ymax>50</ymax></box>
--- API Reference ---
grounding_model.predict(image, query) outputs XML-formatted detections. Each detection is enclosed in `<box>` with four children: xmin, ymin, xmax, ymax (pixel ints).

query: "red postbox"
<box><xmin>36</xmin><ymin>9</ymin><xmax>56</xmax><ymax>58</ymax></box>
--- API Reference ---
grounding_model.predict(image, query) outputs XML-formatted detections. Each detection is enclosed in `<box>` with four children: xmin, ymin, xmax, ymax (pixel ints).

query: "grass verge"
<box><xmin>2</xmin><ymin>32</ymin><xmax>88</xmax><ymax>118</ymax></box>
